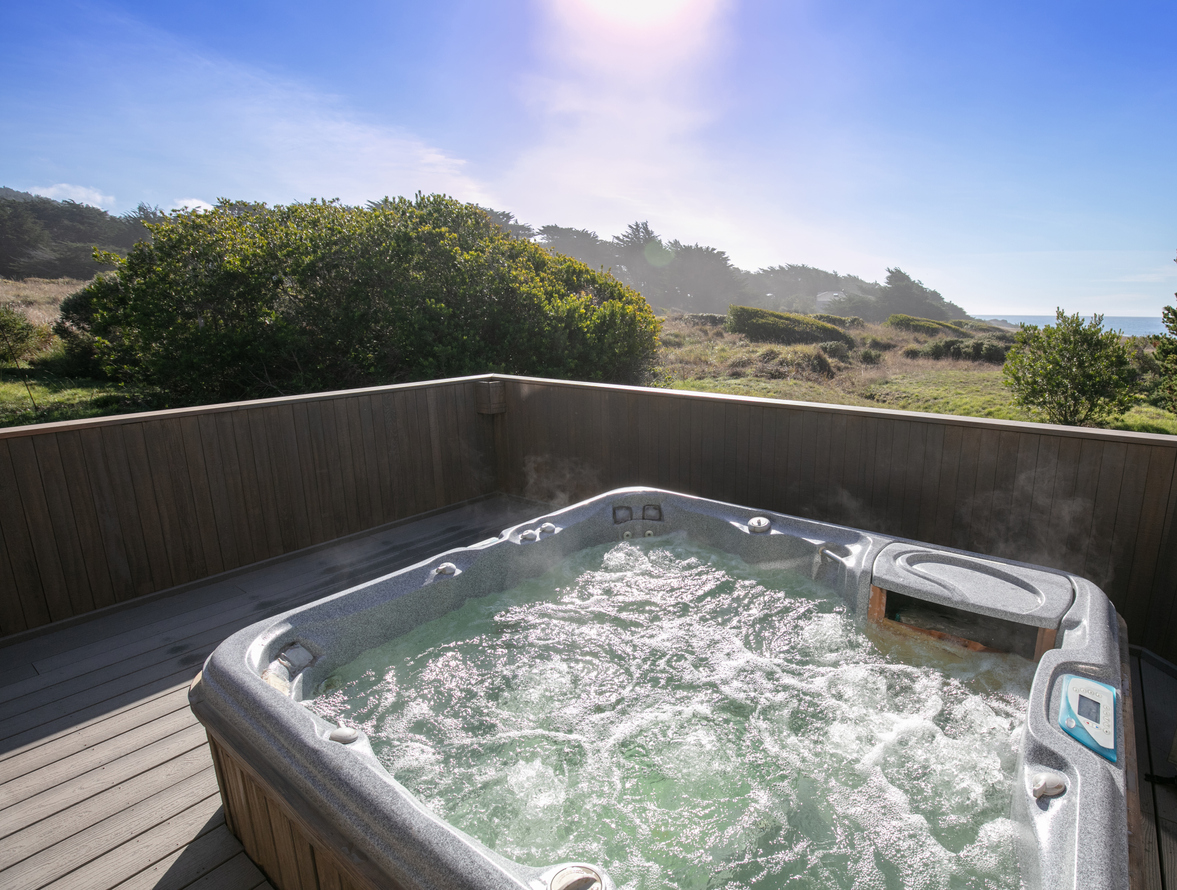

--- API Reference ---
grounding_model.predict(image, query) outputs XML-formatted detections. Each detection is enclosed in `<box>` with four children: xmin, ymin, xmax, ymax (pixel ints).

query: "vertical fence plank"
<box><xmin>1141</xmin><ymin>467</ymin><xmax>1177</xmax><ymax>657</ymax></box>
<box><xmin>0</xmin><ymin>439</ymin><xmax>45</xmax><ymax>631</ymax></box>
<box><xmin>1103</xmin><ymin>444</ymin><xmax>1153</xmax><ymax>607</ymax></box>
<box><xmin>53</xmin><ymin>431</ymin><xmax>115</xmax><ymax>609</ymax></box>
<box><xmin>268</xmin><ymin>405</ymin><xmax>312</xmax><ymax>552</ymax></box>
<box><xmin>31</xmin><ymin>433</ymin><xmax>99</xmax><ymax>615</ymax></box>
<box><xmin>916</xmin><ymin>423</ymin><xmax>945</xmax><ymax>544</ymax></box>
<box><xmin>1124</xmin><ymin>446</ymin><xmax>1177</xmax><ymax>634</ymax></box>
<box><xmin>179</xmin><ymin>416</ymin><xmax>225</xmax><ymax>578</ymax></box>
<box><xmin>356</xmin><ymin>396</ymin><xmax>384</xmax><ymax>524</ymax></box>
<box><xmin>313</xmin><ymin>397</ymin><xmax>348</xmax><ymax>534</ymax></box>
<box><xmin>325</xmin><ymin>399</ymin><xmax>360</xmax><ymax>535</ymax></box>
<box><xmin>140</xmin><ymin>419</ymin><xmax>202</xmax><ymax>585</ymax></box>
<box><xmin>215</xmin><ymin>412</ymin><xmax>260</xmax><ymax>568</ymax></box>
<box><xmin>195</xmin><ymin>413</ymin><xmax>240</xmax><ymax>573</ymax></box>
<box><xmin>290</xmin><ymin>401</ymin><xmax>327</xmax><ymax>546</ymax></box>
<box><xmin>7</xmin><ymin>436</ymin><xmax>77</xmax><ymax>622</ymax></box>
<box><xmin>231</xmin><ymin>410</ymin><xmax>278</xmax><ymax>561</ymax></box>
<box><xmin>76</xmin><ymin>427</ymin><xmax>135</xmax><ymax>599</ymax></box>
<box><xmin>1084</xmin><ymin>442</ymin><xmax>1128</xmax><ymax>589</ymax></box>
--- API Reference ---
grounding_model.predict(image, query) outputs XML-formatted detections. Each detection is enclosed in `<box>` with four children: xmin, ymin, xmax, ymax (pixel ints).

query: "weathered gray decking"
<box><xmin>1133</xmin><ymin>649</ymin><xmax>1177</xmax><ymax>890</ymax></box>
<box><xmin>0</xmin><ymin>494</ymin><xmax>546</xmax><ymax>890</ymax></box>
<box><xmin>0</xmin><ymin>491</ymin><xmax>1174</xmax><ymax>890</ymax></box>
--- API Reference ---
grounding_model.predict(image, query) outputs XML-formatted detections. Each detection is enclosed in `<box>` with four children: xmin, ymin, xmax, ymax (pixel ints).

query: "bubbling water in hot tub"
<box><xmin>309</xmin><ymin>535</ymin><xmax>1034</xmax><ymax>890</ymax></box>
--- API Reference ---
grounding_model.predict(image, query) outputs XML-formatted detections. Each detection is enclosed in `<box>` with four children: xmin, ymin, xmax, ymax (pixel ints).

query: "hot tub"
<box><xmin>190</xmin><ymin>487</ymin><xmax>1130</xmax><ymax>890</ymax></box>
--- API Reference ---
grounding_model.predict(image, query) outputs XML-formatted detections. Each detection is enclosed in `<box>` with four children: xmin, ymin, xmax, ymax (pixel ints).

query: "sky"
<box><xmin>2</xmin><ymin>0</ymin><xmax>1175</xmax><ymax>316</ymax></box>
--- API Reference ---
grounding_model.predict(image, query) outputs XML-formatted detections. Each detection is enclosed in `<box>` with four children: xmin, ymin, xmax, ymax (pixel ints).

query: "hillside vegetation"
<box><xmin>658</xmin><ymin>315</ymin><xmax>1177</xmax><ymax>435</ymax></box>
<box><xmin>0</xmin><ymin>188</ymin><xmax>162</xmax><ymax>279</ymax></box>
<box><xmin>485</xmin><ymin>211</ymin><xmax>968</xmax><ymax>320</ymax></box>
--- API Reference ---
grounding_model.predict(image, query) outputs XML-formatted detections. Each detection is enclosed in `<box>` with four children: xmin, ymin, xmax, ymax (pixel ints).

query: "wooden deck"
<box><xmin>1133</xmin><ymin>647</ymin><xmax>1177</xmax><ymax>890</ymax></box>
<box><xmin>0</xmin><ymin>490</ymin><xmax>1173</xmax><ymax>890</ymax></box>
<box><xmin>0</xmin><ymin>494</ymin><xmax>546</xmax><ymax>890</ymax></box>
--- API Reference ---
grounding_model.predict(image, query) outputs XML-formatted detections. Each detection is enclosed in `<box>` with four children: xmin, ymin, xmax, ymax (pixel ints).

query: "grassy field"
<box><xmin>0</xmin><ymin>276</ymin><xmax>91</xmax><ymax>326</ymax></box>
<box><xmin>0</xmin><ymin>368</ymin><xmax>134</xmax><ymax>428</ymax></box>
<box><xmin>661</xmin><ymin>316</ymin><xmax>1177</xmax><ymax>435</ymax></box>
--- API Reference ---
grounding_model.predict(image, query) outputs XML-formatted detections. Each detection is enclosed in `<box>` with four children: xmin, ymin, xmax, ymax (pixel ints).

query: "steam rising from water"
<box><xmin>311</xmin><ymin>537</ymin><xmax>1033</xmax><ymax>890</ymax></box>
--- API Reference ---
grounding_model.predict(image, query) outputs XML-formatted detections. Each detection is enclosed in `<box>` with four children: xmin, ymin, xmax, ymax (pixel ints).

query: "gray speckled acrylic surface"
<box><xmin>190</xmin><ymin>487</ymin><xmax>1128</xmax><ymax>890</ymax></box>
<box><xmin>872</xmin><ymin>542</ymin><xmax>1076</xmax><ymax>628</ymax></box>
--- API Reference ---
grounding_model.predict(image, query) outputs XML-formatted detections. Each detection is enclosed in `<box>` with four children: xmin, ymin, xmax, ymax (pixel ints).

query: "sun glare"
<box><xmin>573</xmin><ymin>0</ymin><xmax>699</xmax><ymax>27</ymax></box>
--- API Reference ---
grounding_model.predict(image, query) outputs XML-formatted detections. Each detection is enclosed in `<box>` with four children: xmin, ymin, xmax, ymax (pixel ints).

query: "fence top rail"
<box><xmin>2</xmin><ymin>372</ymin><xmax>1174</xmax><ymax>448</ymax></box>
<box><xmin>0</xmin><ymin>374</ymin><xmax>500</xmax><ymax>440</ymax></box>
<box><xmin>492</xmin><ymin>374</ymin><xmax>1177</xmax><ymax>447</ymax></box>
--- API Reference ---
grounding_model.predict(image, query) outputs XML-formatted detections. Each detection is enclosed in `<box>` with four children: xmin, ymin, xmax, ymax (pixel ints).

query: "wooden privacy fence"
<box><xmin>0</xmin><ymin>376</ymin><xmax>498</xmax><ymax>639</ymax></box>
<box><xmin>1</xmin><ymin>373</ymin><xmax>1176</xmax><ymax>662</ymax></box>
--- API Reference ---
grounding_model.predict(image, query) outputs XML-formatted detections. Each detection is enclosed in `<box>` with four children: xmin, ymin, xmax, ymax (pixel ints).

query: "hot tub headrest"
<box><xmin>871</xmin><ymin>543</ymin><xmax>1074</xmax><ymax>628</ymax></box>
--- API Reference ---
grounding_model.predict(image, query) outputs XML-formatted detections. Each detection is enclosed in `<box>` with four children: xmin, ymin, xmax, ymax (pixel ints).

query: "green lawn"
<box><xmin>0</xmin><ymin>366</ymin><xmax>140</xmax><ymax>428</ymax></box>
<box><xmin>672</xmin><ymin>376</ymin><xmax>877</xmax><ymax>407</ymax></box>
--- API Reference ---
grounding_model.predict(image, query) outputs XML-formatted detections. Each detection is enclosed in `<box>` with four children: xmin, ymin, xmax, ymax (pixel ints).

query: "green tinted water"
<box><xmin>310</xmin><ymin>537</ymin><xmax>1033</xmax><ymax>890</ymax></box>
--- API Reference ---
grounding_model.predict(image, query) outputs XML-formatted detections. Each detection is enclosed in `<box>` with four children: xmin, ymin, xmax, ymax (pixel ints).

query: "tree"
<box><xmin>1002</xmin><ymin>309</ymin><xmax>1135</xmax><ymax>426</ymax></box>
<box><xmin>1155</xmin><ymin>252</ymin><xmax>1177</xmax><ymax>410</ymax></box>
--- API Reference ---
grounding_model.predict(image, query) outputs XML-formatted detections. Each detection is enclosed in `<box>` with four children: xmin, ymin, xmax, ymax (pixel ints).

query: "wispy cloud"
<box><xmin>170</xmin><ymin>198</ymin><xmax>214</xmax><ymax>213</ymax></box>
<box><xmin>496</xmin><ymin>1</ymin><xmax>734</xmax><ymax>231</ymax></box>
<box><xmin>30</xmin><ymin>183</ymin><xmax>116</xmax><ymax>209</ymax></box>
<box><xmin>19</xmin><ymin>14</ymin><xmax>490</xmax><ymax>213</ymax></box>
<box><xmin>491</xmin><ymin>0</ymin><xmax>888</xmax><ymax>277</ymax></box>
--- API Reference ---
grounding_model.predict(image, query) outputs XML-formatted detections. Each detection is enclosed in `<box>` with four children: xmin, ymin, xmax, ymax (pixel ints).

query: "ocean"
<box><xmin>984</xmin><ymin>316</ymin><xmax>1169</xmax><ymax>337</ymax></box>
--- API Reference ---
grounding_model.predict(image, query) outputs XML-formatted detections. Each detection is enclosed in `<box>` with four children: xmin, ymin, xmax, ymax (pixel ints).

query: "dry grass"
<box><xmin>656</xmin><ymin>315</ymin><xmax>1177</xmax><ymax>434</ymax></box>
<box><xmin>657</xmin><ymin>315</ymin><xmax>979</xmax><ymax>390</ymax></box>
<box><xmin>0</xmin><ymin>277</ymin><xmax>92</xmax><ymax>326</ymax></box>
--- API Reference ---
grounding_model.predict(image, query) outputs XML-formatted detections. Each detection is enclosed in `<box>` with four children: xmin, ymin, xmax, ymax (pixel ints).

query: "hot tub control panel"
<box><xmin>1058</xmin><ymin>674</ymin><xmax>1117</xmax><ymax>762</ymax></box>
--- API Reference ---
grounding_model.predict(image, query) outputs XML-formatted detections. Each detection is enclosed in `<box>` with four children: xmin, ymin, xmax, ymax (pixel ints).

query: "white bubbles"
<box><xmin>309</xmin><ymin>539</ymin><xmax>1030</xmax><ymax>889</ymax></box>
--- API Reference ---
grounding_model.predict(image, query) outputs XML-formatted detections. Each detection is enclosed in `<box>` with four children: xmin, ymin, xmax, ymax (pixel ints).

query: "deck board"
<box><xmin>0</xmin><ymin>494</ymin><xmax>546</xmax><ymax>890</ymax></box>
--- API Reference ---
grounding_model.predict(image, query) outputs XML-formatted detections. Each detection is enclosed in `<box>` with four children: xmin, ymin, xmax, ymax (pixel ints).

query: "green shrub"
<box><xmin>867</xmin><ymin>337</ymin><xmax>896</xmax><ymax>351</ymax></box>
<box><xmin>76</xmin><ymin>196</ymin><xmax>661</xmax><ymax>405</ymax></box>
<box><xmin>680</xmin><ymin>313</ymin><xmax>727</xmax><ymax>327</ymax></box>
<box><xmin>917</xmin><ymin>337</ymin><xmax>1008</xmax><ymax>363</ymax></box>
<box><xmin>804</xmin><ymin>347</ymin><xmax>834</xmax><ymax>377</ymax></box>
<box><xmin>886</xmin><ymin>314</ymin><xmax>969</xmax><ymax>337</ymax></box>
<box><xmin>727</xmin><ymin>305</ymin><xmax>854</xmax><ymax>347</ymax></box>
<box><xmin>0</xmin><ymin>303</ymin><xmax>48</xmax><ymax>365</ymax></box>
<box><xmin>1003</xmin><ymin>310</ymin><xmax>1135</xmax><ymax>425</ymax></box>
<box><xmin>901</xmin><ymin>345</ymin><xmax>922</xmax><ymax>359</ymax></box>
<box><xmin>812</xmin><ymin>313</ymin><xmax>865</xmax><ymax>329</ymax></box>
<box><xmin>860</xmin><ymin>348</ymin><xmax>882</xmax><ymax>365</ymax></box>
<box><xmin>52</xmin><ymin>283</ymin><xmax>108</xmax><ymax>377</ymax></box>
<box><xmin>818</xmin><ymin>340</ymin><xmax>850</xmax><ymax>361</ymax></box>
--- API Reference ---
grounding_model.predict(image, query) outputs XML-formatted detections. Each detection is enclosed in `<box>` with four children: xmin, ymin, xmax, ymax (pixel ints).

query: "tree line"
<box><xmin>486</xmin><ymin>211</ymin><xmax>969</xmax><ymax>321</ymax></box>
<box><xmin>0</xmin><ymin>187</ymin><xmax>969</xmax><ymax>324</ymax></box>
<box><xmin>0</xmin><ymin>187</ymin><xmax>165</xmax><ymax>279</ymax></box>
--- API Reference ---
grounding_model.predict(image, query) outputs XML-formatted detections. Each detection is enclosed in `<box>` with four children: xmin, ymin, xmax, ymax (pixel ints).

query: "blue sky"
<box><xmin>2</xmin><ymin>0</ymin><xmax>1175</xmax><ymax>316</ymax></box>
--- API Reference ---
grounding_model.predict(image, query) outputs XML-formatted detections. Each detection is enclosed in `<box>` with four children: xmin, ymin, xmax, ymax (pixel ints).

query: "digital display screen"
<box><xmin>1077</xmin><ymin>694</ymin><xmax>1101</xmax><ymax>723</ymax></box>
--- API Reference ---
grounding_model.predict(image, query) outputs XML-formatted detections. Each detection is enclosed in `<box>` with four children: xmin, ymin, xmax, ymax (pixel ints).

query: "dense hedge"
<box><xmin>61</xmin><ymin>196</ymin><xmax>661</xmax><ymax>405</ymax></box>
<box><xmin>902</xmin><ymin>337</ymin><xmax>1009</xmax><ymax>363</ymax></box>
<box><xmin>812</xmin><ymin>313</ymin><xmax>865</xmax><ymax>329</ymax></box>
<box><xmin>886</xmin><ymin>314</ymin><xmax>969</xmax><ymax>337</ymax></box>
<box><xmin>727</xmin><ymin>305</ymin><xmax>854</xmax><ymax>347</ymax></box>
